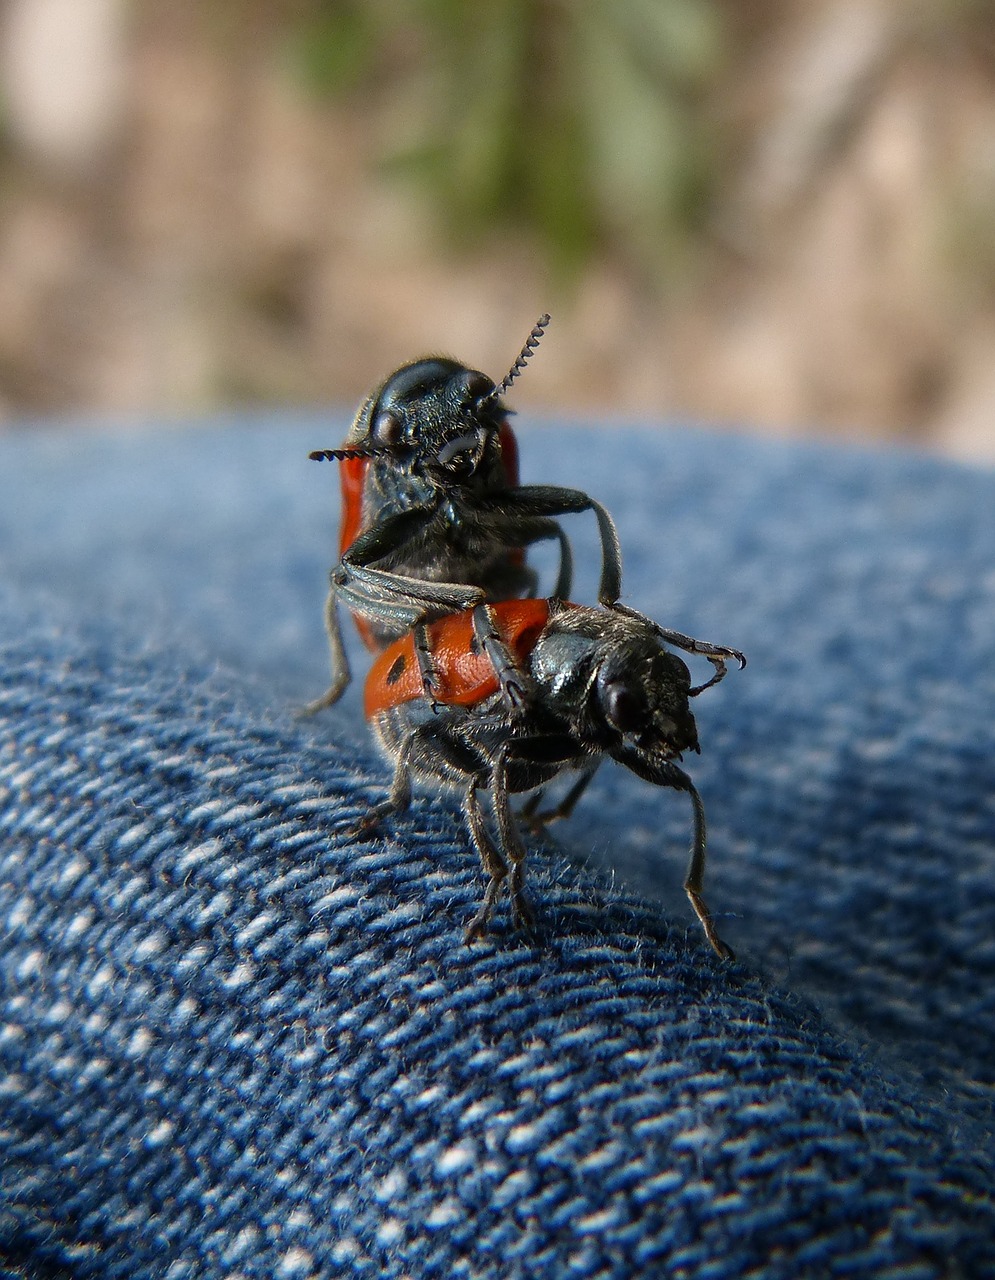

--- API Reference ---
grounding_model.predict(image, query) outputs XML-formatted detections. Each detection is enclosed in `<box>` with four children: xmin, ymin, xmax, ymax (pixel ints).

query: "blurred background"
<box><xmin>0</xmin><ymin>0</ymin><xmax>993</xmax><ymax>460</ymax></box>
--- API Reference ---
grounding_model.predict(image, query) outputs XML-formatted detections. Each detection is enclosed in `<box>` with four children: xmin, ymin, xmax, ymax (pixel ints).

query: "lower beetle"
<box><xmin>359</xmin><ymin>598</ymin><xmax>745</xmax><ymax>954</ymax></box>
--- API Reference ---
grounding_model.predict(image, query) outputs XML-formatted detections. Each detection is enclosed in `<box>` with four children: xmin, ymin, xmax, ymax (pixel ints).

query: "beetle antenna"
<box><xmin>309</xmin><ymin>446</ymin><xmax>393</xmax><ymax>462</ymax></box>
<box><xmin>481</xmin><ymin>313</ymin><xmax>550</xmax><ymax>406</ymax></box>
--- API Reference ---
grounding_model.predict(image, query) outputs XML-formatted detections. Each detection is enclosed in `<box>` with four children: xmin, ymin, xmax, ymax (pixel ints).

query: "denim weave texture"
<box><xmin>0</xmin><ymin>416</ymin><xmax>993</xmax><ymax>1278</ymax></box>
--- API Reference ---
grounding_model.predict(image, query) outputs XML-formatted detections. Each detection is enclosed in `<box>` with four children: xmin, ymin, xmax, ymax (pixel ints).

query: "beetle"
<box><xmin>304</xmin><ymin>316</ymin><xmax>624</xmax><ymax>714</ymax></box>
<box><xmin>358</xmin><ymin>597</ymin><xmax>745</xmax><ymax>954</ymax></box>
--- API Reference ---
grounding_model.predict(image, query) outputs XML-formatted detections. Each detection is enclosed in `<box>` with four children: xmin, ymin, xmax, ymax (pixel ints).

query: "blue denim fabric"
<box><xmin>1</xmin><ymin>415</ymin><xmax>993</xmax><ymax>1277</ymax></box>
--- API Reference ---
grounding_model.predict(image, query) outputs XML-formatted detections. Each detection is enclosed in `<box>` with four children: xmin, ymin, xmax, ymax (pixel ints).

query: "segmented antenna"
<box><xmin>309</xmin><ymin>446</ymin><xmax>393</xmax><ymax>462</ymax></box>
<box><xmin>480</xmin><ymin>313</ymin><xmax>551</xmax><ymax>406</ymax></box>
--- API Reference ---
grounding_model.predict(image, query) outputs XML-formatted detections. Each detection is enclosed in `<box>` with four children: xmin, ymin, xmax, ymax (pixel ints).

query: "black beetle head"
<box><xmin>595</xmin><ymin>647</ymin><xmax>700</xmax><ymax>759</ymax></box>
<box><xmin>309</xmin><ymin>316</ymin><xmax>550</xmax><ymax>483</ymax></box>
<box><xmin>362</xmin><ymin>358</ymin><xmax>504</xmax><ymax>484</ymax></box>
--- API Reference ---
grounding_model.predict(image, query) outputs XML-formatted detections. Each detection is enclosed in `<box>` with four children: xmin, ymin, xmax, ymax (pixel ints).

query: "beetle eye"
<box><xmin>373</xmin><ymin>411</ymin><xmax>403</xmax><ymax>448</ymax></box>
<box><xmin>458</xmin><ymin>370</ymin><xmax>494</xmax><ymax>404</ymax></box>
<box><xmin>604</xmin><ymin>682</ymin><xmax>646</xmax><ymax>734</ymax></box>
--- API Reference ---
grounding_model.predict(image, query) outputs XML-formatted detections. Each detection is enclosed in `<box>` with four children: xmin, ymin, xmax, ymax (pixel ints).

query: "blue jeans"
<box><xmin>1</xmin><ymin>416</ymin><xmax>993</xmax><ymax>1276</ymax></box>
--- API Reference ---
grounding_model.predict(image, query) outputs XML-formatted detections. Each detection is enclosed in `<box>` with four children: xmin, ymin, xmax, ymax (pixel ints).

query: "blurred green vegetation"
<box><xmin>283</xmin><ymin>0</ymin><xmax>727</xmax><ymax>280</ymax></box>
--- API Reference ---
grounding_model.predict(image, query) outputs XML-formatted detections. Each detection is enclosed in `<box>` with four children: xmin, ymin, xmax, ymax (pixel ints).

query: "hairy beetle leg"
<box><xmin>337</xmin><ymin>525</ymin><xmax>489</xmax><ymax>619</ymax></box>
<box><xmin>461</xmin><ymin>750</ymin><xmax>538</xmax><ymax>943</ymax></box>
<box><xmin>519</xmin><ymin>766</ymin><xmax>599</xmax><ymax>836</ymax></box>
<box><xmin>477</xmin><ymin>485</ymin><xmax>622</xmax><ymax>608</ymax></box>
<box><xmin>685</xmin><ymin>885</ymin><xmax>735</xmax><ymax>962</ymax></box>
<box><xmin>682</xmin><ymin>778</ymin><xmax>735</xmax><ymax>961</ymax></box>
<box><xmin>508</xmin><ymin>863</ymin><xmax>537</xmax><ymax>937</ymax></box>
<box><xmin>298</xmin><ymin>592</ymin><xmax>351</xmax><ymax>716</ymax></box>
<box><xmin>491</xmin><ymin>744</ymin><xmax>536</xmax><ymax>937</ymax></box>
<box><xmin>412</xmin><ymin>622</ymin><xmax>443</xmax><ymax>711</ymax></box>
<box><xmin>463</xmin><ymin>782</ymin><xmax>509</xmax><ymax>942</ymax></box>
<box><xmin>471</xmin><ymin>604</ymin><xmax>536</xmax><ymax>716</ymax></box>
<box><xmin>347</xmin><ymin>738</ymin><xmax>414</xmax><ymax>840</ymax></box>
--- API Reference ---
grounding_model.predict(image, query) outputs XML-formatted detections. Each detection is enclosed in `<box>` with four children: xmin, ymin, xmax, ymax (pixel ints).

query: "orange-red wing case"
<box><xmin>364</xmin><ymin>599</ymin><xmax>553</xmax><ymax>718</ymax></box>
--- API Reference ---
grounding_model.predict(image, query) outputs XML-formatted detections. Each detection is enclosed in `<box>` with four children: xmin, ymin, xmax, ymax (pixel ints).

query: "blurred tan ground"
<box><xmin>0</xmin><ymin>0</ymin><xmax>993</xmax><ymax>462</ymax></box>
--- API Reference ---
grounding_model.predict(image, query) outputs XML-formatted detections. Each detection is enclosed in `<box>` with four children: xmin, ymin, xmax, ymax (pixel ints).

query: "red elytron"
<box><xmin>365</xmin><ymin>598</ymin><xmax>557</xmax><ymax>717</ymax></box>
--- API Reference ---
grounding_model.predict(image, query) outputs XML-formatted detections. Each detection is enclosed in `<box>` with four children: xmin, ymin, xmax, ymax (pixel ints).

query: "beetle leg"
<box><xmin>550</xmin><ymin>525</ymin><xmax>573</xmax><ymax>601</ymax></box>
<box><xmin>653</xmin><ymin>628</ymin><xmax>745</xmax><ymax>685</ymax></box>
<box><xmin>336</xmin><ymin>562</ymin><xmax>486</xmax><ymax>626</ymax></box>
<box><xmin>615</xmin><ymin>750</ymin><xmax>734</xmax><ymax>960</ymax></box>
<box><xmin>303</xmin><ymin>563</ymin><xmax>474</xmax><ymax>716</ymax></box>
<box><xmin>352</xmin><ymin>732</ymin><xmax>414</xmax><ymax>836</ymax></box>
<box><xmin>688</xmin><ymin>659</ymin><xmax>728</xmax><ymax>696</ymax></box>
<box><xmin>519</xmin><ymin>764</ymin><xmax>599</xmax><ymax>834</ymax></box>
<box><xmin>342</xmin><ymin>504</ymin><xmax>438</xmax><ymax>571</ymax></box>
<box><xmin>412</xmin><ymin>622</ymin><xmax>442</xmax><ymax>711</ymax></box>
<box><xmin>463</xmin><ymin>781</ymin><xmax>509</xmax><ymax>942</ymax></box>
<box><xmin>471</xmin><ymin>604</ymin><xmax>536</xmax><ymax>716</ymax></box>
<box><xmin>679</xmin><ymin>773</ymin><xmax>734</xmax><ymax>961</ymax></box>
<box><xmin>491</xmin><ymin>743</ymin><xmax>536</xmax><ymax>935</ymax></box>
<box><xmin>476</xmin><ymin>486</ymin><xmax>623</xmax><ymax>605</ymax></box>
<box><xmin>520</xmin><ymin>487</ymin><xmax>622</xmax><ymax>604</ymax></box>
<box><xmin>299</xmin><ymin>585</ymin><xmax>351</xmax><ymax>715</ymax></box>
<box><xmin>589</xmin><ymin>498</ymin><xmax>622</xmax><ymax>605</ymax></box>
<box><xmin>334</xmin><ymin>577</ymin><xmax>431</xmax><ymax>633</ymax></box>
<box><xmin>518</xmin><ymin>790</ymin><xmax>543</xmax><ymax>822</ymax></box>
<box><xmin>335</xmin><ymin>500</ymin><xmax>486</xmax><ymax>631</ymax></box>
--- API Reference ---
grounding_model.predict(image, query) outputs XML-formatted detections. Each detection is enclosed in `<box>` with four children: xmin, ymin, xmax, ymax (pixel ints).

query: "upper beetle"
<box><xmin>304</xmin><ymin>317</ymin><xmax>623</xmax><ymax>713</ymax></box>
<box><xmin>359</xmin><ymin>597</ymin><xmax>745</xmax><ymax>954</ymax></box>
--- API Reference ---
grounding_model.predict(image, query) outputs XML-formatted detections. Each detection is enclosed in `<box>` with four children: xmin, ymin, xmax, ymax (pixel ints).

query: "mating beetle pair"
<box><xmin>307</xmin><ymin>318</ymin><xmax>744</xmax><ymax>953</ymax></box>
